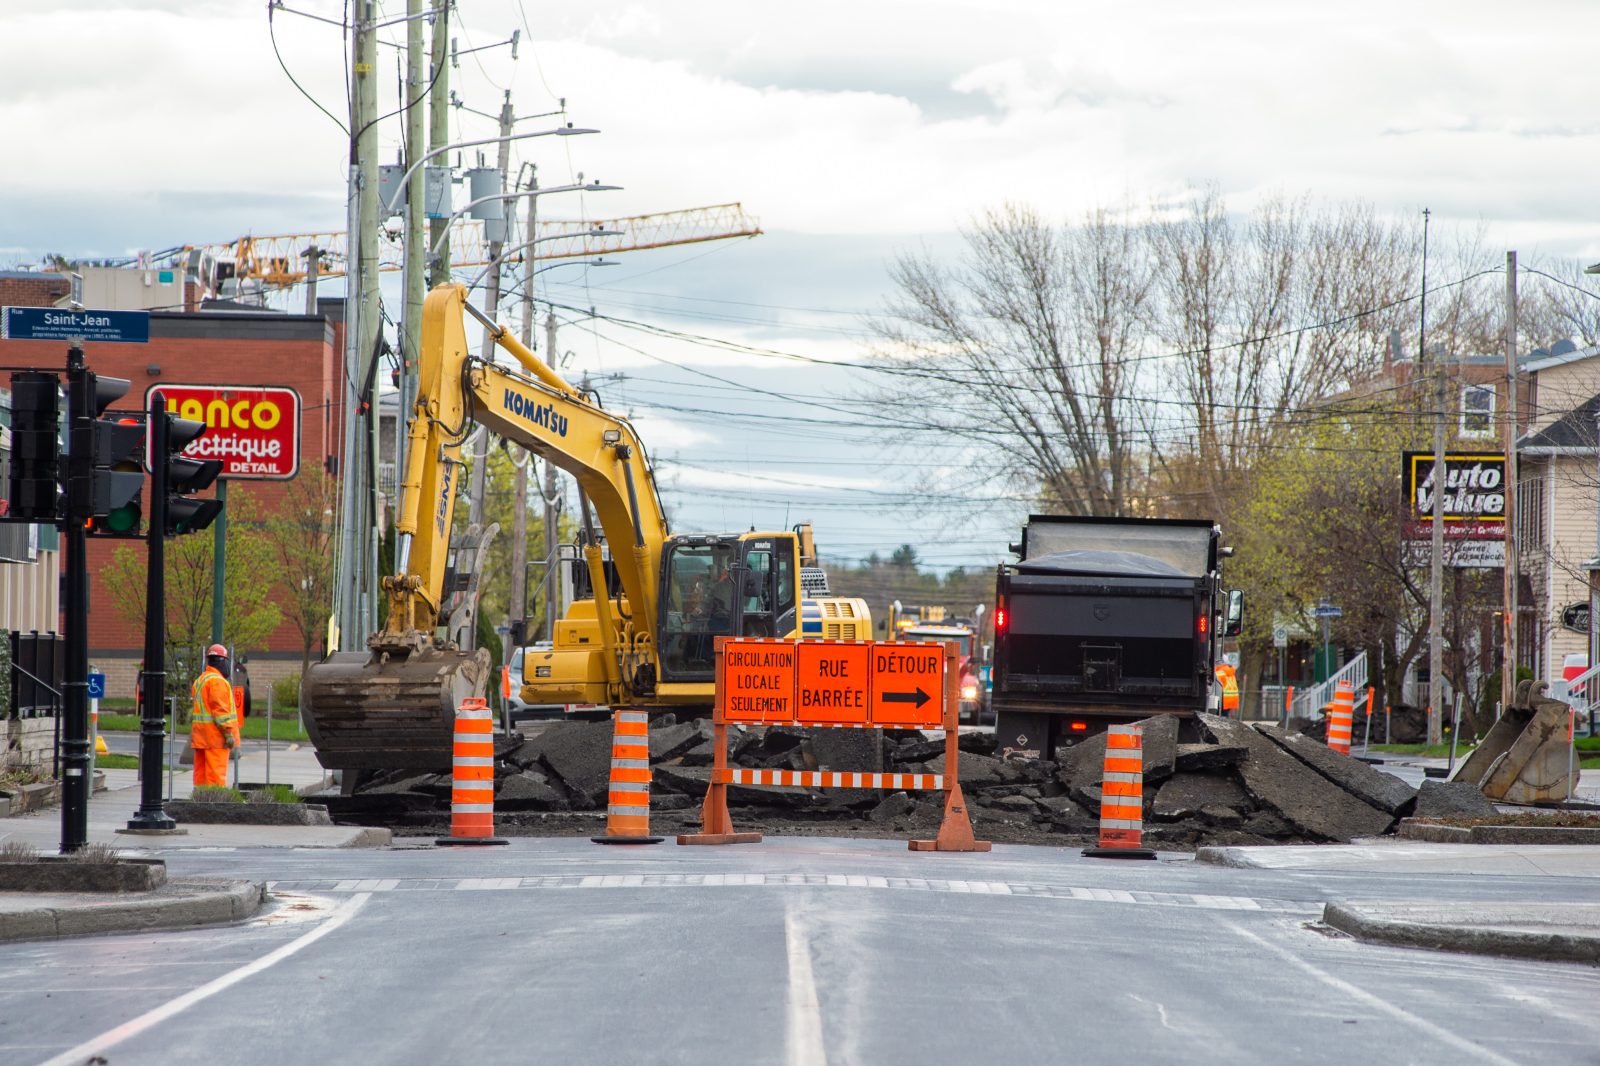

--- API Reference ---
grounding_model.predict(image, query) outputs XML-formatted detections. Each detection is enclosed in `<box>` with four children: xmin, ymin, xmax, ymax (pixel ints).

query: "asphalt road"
<box><xmin>1</xmin><ymin>838</ymin><xmax>1594</xmax><ymax>1065</ymax></box>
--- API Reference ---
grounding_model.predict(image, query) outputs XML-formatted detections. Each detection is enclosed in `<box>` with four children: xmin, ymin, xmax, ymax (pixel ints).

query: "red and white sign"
<box><xmin>143</xmin><ymin>384</ymin><xmax>301</xmax><ymax>480</ymax></box>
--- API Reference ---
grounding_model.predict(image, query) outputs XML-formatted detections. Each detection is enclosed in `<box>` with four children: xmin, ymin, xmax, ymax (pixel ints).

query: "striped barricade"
<box><xmin>679</xmin><ymin>637</ymin><xmax>990</xmax><ymax>852</ymax></box>
<box><xmin>436</xmin><ymin>697</ymin><xmax>507</xmax><ymax>847</ymax></box>
<box><xmin>593</xmin><ymin>709</ymin><xmax>663</xmax><ymax>845</ymax></box>
<box><xmin>1082</xmin><ymin>723</ymin><xmax>1155</xmax><ymax>860</ymax></box>
<box><xmin>1327</xmin><ymin>680</ymin><xmax>1355</xmax><ymax>755</ymax></box>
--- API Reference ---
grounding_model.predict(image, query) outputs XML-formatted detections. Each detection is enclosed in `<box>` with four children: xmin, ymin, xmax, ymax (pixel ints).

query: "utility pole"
<box><xmin>466</xmin><ymin>93</ymin><xmax>515</xmax><ymax>534</ymax></box>
<box><xmin>1502</xmin><ymin>251</ymin><xmax>1518</xmax><ymax>716</ymax></box>
<box><xmin>1428</xmin><ymin>357</ymin><xmax>1448</xmax><ymax>746</ymax></box>
<box><xmin>426</xmin><ymin>0</ymin><xmax>451</xmax><ymax>287</ymax></box>
<box><xmin>303</xmin><ymin>244</ymin><xmax>320</xmax><ymax>317</ymax></box>
<box><xmin>508</xmin><ymin>180</ymin><xmax>537</xmax><ymax>638</ymax></box>
<box><xmin>398</xmin><ymin>0</ymin><xmax>427</xmax><ymax>480</ymax></box>
<box><xmin>335</xmin><ymin>1</ymin><xmax>379</xmax><ymax>647</ymax></box>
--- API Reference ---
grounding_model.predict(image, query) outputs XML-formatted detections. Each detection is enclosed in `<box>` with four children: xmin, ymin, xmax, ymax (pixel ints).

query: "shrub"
<box><xmin>271</xmin><ymin>674</ymin><xmax>301</xmax><ymax>711</ymax></box>
<box><xmin>191</xmin><ymin>785</ymin><xmax>246</xmax><ymax>804</ymax></box>
<box><xmin>247</xmin><ymin>784</ymin><xmax>301</xmax><ymax>804</ymax></box>
<box><xmin>0</xmin><ymin>840</ymin><xmax>39</xmax><ymax>863</ymax></box>
<box><xmin>68</xmin><ymin>842</ymin><xmax>122</xmax><ymax>865</ymax></box>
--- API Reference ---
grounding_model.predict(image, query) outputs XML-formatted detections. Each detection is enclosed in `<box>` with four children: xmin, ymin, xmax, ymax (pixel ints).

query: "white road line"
<box><xmin>33</xmin><ymin>892</ymin><xmax>371</xmax><ymax>1066</ymax></box>
<box><xmin>1224</xmin><ymin>921</ymin><xmax>1521</xmax><ymax>1066</ymax></box>
<box><xmin>785</xmin><ymin>901</ymin><xmax>827</xmax><ymax>1066</ymax></box>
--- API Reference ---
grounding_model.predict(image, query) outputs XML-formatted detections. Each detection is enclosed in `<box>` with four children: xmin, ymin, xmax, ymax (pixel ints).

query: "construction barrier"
<box><xmin>679</xmin><ymin>637</ymin><xmax>990</xmax><ymax>852</ymax></box>
<box><xmin>436</xmin><ymin>697</ymin><xmax>507</xmax><ymax>846</ymax></box>
<box><xmin>1082</xmin><ymin>723</ymin><xmax>1156</xmax><ymax>860</ymax></box>
<box><xmin>1327</xmin><ymin>680</ymin><xmax>1355</xmax><ymax>755</ymax></box>
<box><xmin>592</xmin><ymin>709</ymin><xmax>663</xmax><ymax>845</ymax></box>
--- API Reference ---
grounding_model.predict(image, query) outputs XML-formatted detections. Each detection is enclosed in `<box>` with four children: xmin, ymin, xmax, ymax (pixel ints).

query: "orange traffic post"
<box><xmin>1360</xmin><ymin>686</ymin><xmax>1376</xmax><ymax>750</ymax></box>
<box><xmin>1083</xmin><ymin>723</ymin><xmax>1156</xmax><ymax>859</ymax></box>
<box><xmin>592</xmin><ymin>708</ymin><xmax>664</xmax><ymax>845</ymax></box>
<box><xmin>436</xmin><ymin>697</ymin><xmax>507</xmax><ymax>847</ymax></box>
<box><xmin>910</xmin><ymin>641</ymin><xmax>990</xmax><ymax>853</ymax></box>
<box><xmin>1326</xmin><ymin>680</ymin><xmax>1355</xmax><ymax>755</ymax></box>
<box><xmin>1283</xmin><ymin>685</ymin><xmax>1294</xmax><ymax>726</ymax></box>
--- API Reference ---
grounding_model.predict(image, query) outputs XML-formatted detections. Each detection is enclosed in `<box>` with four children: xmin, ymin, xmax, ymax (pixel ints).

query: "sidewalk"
<box><xmin>1199</xmin><ymin>841</ymin><xmax>1600</xmax><ymax>965</ymax></box>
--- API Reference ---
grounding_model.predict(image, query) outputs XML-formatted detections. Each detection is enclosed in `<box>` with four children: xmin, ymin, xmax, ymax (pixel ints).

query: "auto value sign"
<box><xmin>144</xmin><ymin>384</ymin><xmax>301</xmax><ymax>480</ymax></box>
<box><xmin>1402</xmin><ymin>451</ymin><xmax>1506</xmax><ymax>540</ymax></box>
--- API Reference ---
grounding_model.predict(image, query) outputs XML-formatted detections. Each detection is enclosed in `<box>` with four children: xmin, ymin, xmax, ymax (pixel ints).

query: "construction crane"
<box><xmin>159</xmin><ymin>204</ymin><xmax>761</xmax><ymax>298</ymax></box>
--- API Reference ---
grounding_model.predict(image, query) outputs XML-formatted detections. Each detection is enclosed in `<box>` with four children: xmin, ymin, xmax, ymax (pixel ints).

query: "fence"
<box><xmin>1564</xmin><ymin>663</ymin><xmax>1599</xmax><ymax>738</ymax></box>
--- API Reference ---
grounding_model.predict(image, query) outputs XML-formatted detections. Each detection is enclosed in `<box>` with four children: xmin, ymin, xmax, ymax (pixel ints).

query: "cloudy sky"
<box><xmin>3</xmin><ymin>0</ymin><xmax>1598</xmax><ymax>570</ymax></box>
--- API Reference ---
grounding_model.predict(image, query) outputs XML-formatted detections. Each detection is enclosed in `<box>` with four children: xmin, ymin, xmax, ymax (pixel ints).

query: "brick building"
<box><xmin>0</xmin><ymin>269</ymin><xmax>348</xmax><ymax>699</ymax></box>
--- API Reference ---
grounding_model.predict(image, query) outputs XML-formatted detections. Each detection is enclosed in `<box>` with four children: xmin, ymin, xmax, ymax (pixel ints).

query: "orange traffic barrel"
<box><xmin>1327</xmin><ymin>680</ymin><xmax>1355</xmax><ymax>755</ymax></box>
<box><xmin>592</xmin><ymin>709</ymin><xmax>663</xmax><ymax>845</ymax></box>
<box><xmin>437</xmin><ymin>697</ymin><xmax>507</xmax><ymax>847</ymax></box>
<box><xmin>1082</xmin><ymin>724</ymin><xmax>1156</xmax><ymax>860</ymax></box>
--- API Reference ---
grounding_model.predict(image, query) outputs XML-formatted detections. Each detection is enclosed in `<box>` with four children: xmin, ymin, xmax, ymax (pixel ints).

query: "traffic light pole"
<box><xmin>128</xmin><ymin>391</ymin><xmax>176</xmax><ymax>832</ymax></box>
<box><xmin>59</xmin><ymin>347</ymin><xmax>92</xmax><ymax>852</ymax></box>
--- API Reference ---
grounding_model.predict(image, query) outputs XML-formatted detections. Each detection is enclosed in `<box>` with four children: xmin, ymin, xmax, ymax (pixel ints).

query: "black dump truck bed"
<box><xmin>993</xmin><ymin>516</ymin><xmax>1223</xmax><ymax>758</ymax></box>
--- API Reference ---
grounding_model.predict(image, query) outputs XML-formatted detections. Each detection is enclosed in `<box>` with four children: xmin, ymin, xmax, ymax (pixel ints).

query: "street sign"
<box><xmin>1311</xmin><ymin>603</ymin><xmax>1343</xmax><ymax>619</ymax></box>
<box><xmin>86</xmin><ymin>672</ymin><xmax>106</xmax><ymax>700</ymax></box>
<box><xmin>143</xmin><ymin>384</ymin><xmax>302</xmax><ymax>480</ymax></box>
<box><xmin>718</xmin><ymin>638</ymin><xmax>951</xmax><ymax>728</ymax></box>
<box><xmin>1272</xmin><ymin>623</ymin><xmax>1288</xmax><ymax>649</ymax></box>
<box><xmin>722</xmin><ymin>641</ymin><xmax>797</xmax><ymax>723</ymax></box>
<box><xmin>1</xmin><ymin>306</ymin><xmax>149</xmax><ymax>344</ymax></box>
<box><xmin>795</xmin><ymin>641</ymin><xmax>871</xmax><ymax>725</ymax></box>
<box><xmin>869</xmin><ymin>643</ymin><xmax>944</xmax><ymax>727</ymax></box>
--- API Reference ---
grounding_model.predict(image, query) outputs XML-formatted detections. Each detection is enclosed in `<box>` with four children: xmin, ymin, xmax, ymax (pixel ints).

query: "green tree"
<box><xmin>103</xmin><ymin>486</ymin><xmax>284</xmax><ymax>697</ymax></box>
<box><xmin>266</xmin><ymin>467</ymin><xmax>338</xmax><ymax>674</ymax></box>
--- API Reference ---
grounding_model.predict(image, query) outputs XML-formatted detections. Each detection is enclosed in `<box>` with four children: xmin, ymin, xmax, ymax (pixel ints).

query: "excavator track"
<box><xmin>301</xmin><ymin>647</ymin><xmax>491</xmax><ymax>771</ymax></box>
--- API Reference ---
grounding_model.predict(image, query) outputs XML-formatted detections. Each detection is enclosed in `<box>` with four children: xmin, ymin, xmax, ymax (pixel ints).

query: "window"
<box><xmin>1460</xmin><ymin>384</ymin><xmax>1495</xmax><ymax>437</ymax></box>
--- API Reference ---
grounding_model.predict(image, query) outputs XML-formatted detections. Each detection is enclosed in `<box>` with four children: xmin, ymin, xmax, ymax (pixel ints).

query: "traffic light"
<box><xmin>157</xmin><ymin>411</ymin><xmax>222</xmax><ymax>535</ymax></box>
<box><xmin>66</xmin><ymin>370</ymin><xmax>143</xmax><ymax>525</ymax></box>
<box><xmin>5</xmin><ymin>372</ymin><xmax>62</xmax><ymax>522</ymax></box>
<box><xmin>86</xmin><ymin>415</ymin><xmax>146</xmax><ymax>537</ymax></box>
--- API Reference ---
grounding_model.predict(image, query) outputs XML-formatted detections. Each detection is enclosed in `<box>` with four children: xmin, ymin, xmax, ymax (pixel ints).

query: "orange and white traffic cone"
<box><xmin>436</xmin><ymin>697</ymin><xmax>507</xmax><ymax>846</ymax></box>
<box><xmin>1082</xmin><ymin>724</ymin><xmax>1156</xmax><ymax>860</ymax></box>
<box><xmin>1327</xmin><ymin>680</ymin><xmax>1355</xmax><ymax>755</ymax></box>
<box><xmin>592</xmin><ymin>709</ymin><xmax>662</xmax><ymax>845</ymax></box>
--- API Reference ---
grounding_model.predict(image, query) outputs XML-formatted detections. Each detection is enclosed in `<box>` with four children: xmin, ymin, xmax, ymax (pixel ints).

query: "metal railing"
<box><xmin>1289</xmin><ymin>650</ymin><xmax>1368</xmax><ymax>719</ymax></box>
<box><xmin>1564</xmin><ymin>663</ymin><xmax>1599</xmax><ymax>738</ymax></box>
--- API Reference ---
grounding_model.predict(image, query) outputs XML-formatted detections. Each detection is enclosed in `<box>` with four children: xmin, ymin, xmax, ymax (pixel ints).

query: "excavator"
<box><xmin>300</xmin><ymin>284</ymin><xmax>870</xmax><ymax>774</ymax></box>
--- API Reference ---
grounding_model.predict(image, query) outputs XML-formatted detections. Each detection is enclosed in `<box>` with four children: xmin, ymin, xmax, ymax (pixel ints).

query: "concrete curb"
<box><xmin>1322</xmin><ymin>902</ymin><xmax>1600</xmax><ymax>966</ymax></box>
<box><xmin>1398</xmin><ymin>820</ymin><xmax>1600</xmax><ymax>845</ymax></box>
<box><xmin>0</xmin><ymin>878</ymin><xmax>266</xmax><ymax>942</ymax></box>
<box><xmin>1192</xmin><ymin>846</ymin><xmax>1257</xmax><ymax>868</ymax></box>
<box><xmin>339</xmin><ymin>827</ymin><xmax>393</xmax><ymax>848</ymax></box>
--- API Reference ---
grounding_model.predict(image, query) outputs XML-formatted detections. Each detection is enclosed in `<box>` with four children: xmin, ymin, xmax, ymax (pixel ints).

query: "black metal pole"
<box><xmin>128</xmin><ymin>391</ymin><xmax>175</xmax><ymax>831</ymax></box>
<box><xmin>60</xmin><ymin>347</ymin><xmax>90</xmax><ymax>853</ymax></box>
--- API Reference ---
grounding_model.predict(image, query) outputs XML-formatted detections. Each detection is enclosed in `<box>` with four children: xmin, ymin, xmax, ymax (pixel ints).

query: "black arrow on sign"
<box><xmin>881</xmin><ymin>687</ymin><xmax>931</xmax><ymax>708</ymax></box>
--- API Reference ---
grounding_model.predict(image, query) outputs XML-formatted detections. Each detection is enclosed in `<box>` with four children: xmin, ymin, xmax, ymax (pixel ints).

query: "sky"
<box><xmin>3</xmin><ymin>0</ymin><xmax>1599</xmax><ymax>572</ymax></box>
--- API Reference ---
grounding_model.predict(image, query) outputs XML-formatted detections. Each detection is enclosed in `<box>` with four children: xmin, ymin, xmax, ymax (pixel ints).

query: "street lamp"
<box><xmin>429</xmin><ymin>182</ymin><xmax>622</xmax><ymax>257</ymax></box>
<box><xmin>464</xmin><ymin>227</ymin><xmax>623</xmax><ymax>292</ymax></box>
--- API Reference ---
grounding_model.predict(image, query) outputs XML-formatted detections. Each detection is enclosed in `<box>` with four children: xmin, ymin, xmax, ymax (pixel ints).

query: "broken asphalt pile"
<box><xmin>329</xmin><ymin>711</ymin><xmax>1465</xmax><ymax>848</ymax></box>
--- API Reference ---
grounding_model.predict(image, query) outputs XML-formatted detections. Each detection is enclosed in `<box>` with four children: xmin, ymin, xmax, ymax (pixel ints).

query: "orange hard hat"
<box><xmin>206</xmin><ymin>644</ymin><xmax>228</xmax><ymax>658</ymax></box>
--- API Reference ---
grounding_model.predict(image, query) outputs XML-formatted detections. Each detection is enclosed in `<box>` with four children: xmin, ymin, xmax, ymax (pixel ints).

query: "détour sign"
<box><xmin>1402</xmin><ymin>451</ymin><xmax>1506</xmax><ymax>540</ymax></box>
<box><xmin>144</xmin><ymin>384</ymin><xmax>301</xmax><ymax>480</ymax></box>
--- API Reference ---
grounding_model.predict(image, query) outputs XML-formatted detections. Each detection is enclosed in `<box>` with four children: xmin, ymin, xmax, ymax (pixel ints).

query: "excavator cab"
<box><xmin>657</xmin><ymin>532</ymin><xmax>799</xmax><ymax>683</ymax></box>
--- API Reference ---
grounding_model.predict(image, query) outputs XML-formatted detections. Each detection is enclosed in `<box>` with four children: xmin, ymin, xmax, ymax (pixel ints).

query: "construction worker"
<box><xmin>191</xmin><ymin>644</ymin><xmax>237</xmax><ymax>788</ymax></box>
<box><xmin>1215</xmin><ymin>661</ymin><xmax>1240</xmax><ymax>717</ymax></box>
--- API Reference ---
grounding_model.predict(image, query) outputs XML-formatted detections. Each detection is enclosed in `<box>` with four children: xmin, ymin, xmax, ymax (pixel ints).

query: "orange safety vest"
<box><xmin>191</xmin><ymin>667</ymin><xmax>238</xmax><ymax>749</ymax></box>
<box><xmin>1215</xmin><ymin>664</ymin><xmax>1239</xmax><ymax>712</ymax></box>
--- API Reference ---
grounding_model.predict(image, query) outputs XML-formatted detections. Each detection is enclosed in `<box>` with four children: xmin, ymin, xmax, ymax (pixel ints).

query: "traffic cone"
<box><xmin>592</xmin><ymin>709</ymin><xmax>663</xmax><ymax>845</ymax></box>
<box><xmin>436</xmin><ymin>697</ymin><xmax>507</xmax><ymax>846</ymax></box>
<box><xmin>1082</xmin><ymin>724</ymin><xmax>1156</xmax><ymax>860</ymax></box>
<box><xmin>1327</xmin><ymin>680</ymin><xmax>1355</xmax><ymax>755</ymax></box>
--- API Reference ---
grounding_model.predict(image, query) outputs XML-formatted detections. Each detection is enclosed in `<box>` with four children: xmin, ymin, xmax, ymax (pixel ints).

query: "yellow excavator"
<box><xmin>301</xmin><ymin>284</ymin><xmax>870</xmax><ymax>773</ymax></box>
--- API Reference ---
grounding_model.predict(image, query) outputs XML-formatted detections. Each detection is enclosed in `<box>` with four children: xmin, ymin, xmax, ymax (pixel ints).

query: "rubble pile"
<box><xmin>337</xmin><ymin>712</ymin><xmax>1420</xmax><ymax>846</ymax></box>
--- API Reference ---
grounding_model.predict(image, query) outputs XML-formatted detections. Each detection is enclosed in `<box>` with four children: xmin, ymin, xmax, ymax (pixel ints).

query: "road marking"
<box><xmin>785</xmin><ymin>901</ymin><xmax>827</xmax><ymax>1066</ymax></box>
<box><xmin>264</xmin><ymin>875</ymin><xmax>1308</xmax><ymax>913</ymax></box>
<box><xmin>32</xmin><ymin>892</ymin><xmax>370</xmax><ymax>1066</ymax></box>
<box><xmin>1224</xmin><ymin>921</ymin><xmax>1521</xmax><ymax>1066</ymax></box>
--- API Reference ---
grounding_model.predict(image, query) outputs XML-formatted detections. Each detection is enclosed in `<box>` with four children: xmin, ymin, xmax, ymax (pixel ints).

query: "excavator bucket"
<box><xmin>1448</xmin><ymin>681</ymin><xmax>1580</xmax><ymax>804</ymax></box>
<box><xmin>301</xmin><ymin>646</ymin><xmax>490</xmax><ymax>772</ymax></box>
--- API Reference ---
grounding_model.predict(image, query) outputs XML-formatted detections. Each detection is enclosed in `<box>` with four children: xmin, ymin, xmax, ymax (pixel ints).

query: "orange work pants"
<box><xmin>193</xmin><ymin>746</ymin><xmax>230</xmax><ymax>788</ymax></box>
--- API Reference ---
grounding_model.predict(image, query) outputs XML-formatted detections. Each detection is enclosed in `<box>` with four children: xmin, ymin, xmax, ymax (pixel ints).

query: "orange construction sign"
<box><xmin>795</xmin><ymin>641</ymin><xmax>871</xmax><ymax>725</ymax></box>
<box><xmin>869</xmin><ymin>643</ymin><xmax>944</xmax><ymax>728</ymax></box>
<box><xmin>715</xmin><ymin>637</ymin><xmax>950</xmax><ymax>728</ymax></box>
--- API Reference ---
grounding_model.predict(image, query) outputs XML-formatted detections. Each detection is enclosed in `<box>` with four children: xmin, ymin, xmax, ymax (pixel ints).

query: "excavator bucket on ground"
<box><xmin>301</xmin><ymin>645</ymin><xmax>490</xmax><ymax>773</ymax></box>
<box><xmin>1448</xmin><ymin>681</ymin><xmax>1580</xmax><ymax>804</ymax></box>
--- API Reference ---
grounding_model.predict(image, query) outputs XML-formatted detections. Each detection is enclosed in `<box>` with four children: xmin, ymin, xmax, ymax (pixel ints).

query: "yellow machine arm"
<box><xmin>384</xmin><ymin>283</ymin><xmax>668</xmax><ymax>685</ymax></box>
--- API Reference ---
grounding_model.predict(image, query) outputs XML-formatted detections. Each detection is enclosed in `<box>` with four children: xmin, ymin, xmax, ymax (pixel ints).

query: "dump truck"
<box><xmin>991</xmin><ymin>514</ymin><xmax>1241</xmax><ymax>759</ymax></box>
<box><xmin>300</xmin><ymin>284</ymin><xmax>870</xmax><ymax>778</ymax></box>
